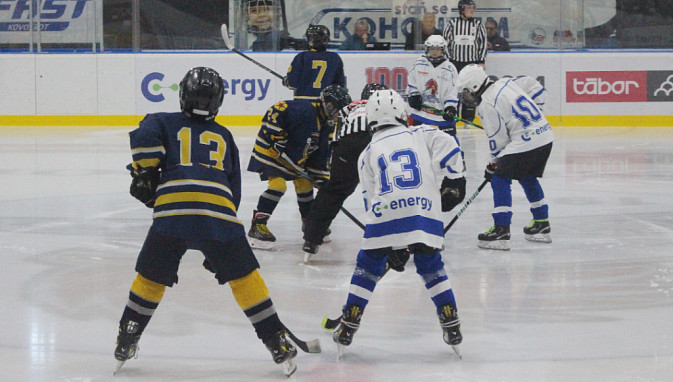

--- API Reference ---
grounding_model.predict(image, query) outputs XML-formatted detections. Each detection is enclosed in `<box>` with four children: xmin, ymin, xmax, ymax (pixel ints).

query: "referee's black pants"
<box><xmin>303</xmin><ymin>132</ymin><xmax>371</xmax><ymax>245</ymax></box>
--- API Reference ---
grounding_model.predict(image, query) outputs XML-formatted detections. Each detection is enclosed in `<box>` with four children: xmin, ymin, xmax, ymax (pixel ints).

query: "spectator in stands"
<box><xmin>405</xmin><ymin>13</ymin><xmax>443</xmax><ymax>50</ymax></box>
<box><xmin>339</xmin><ymin>19</ymin><xmax>377</xmax><ymax>50</ymax></box>
<box><xmin>486</xmin><ymin>19</ymin><xmax>510</xmax><ymax>51</ymax></box>
<box><xmin>245</xmin><ymin>0</ymin><xmax>299</xmax><ymax>51</ymax></box>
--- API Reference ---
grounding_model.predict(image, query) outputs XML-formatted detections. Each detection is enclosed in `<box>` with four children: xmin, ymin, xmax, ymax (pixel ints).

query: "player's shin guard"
<box><xmin>114</xmin><ymin>274</ymin><xmax>165</xmax><ymax>373</ymax></box>
<box><xmin>230</xmin><ymin>270</ymin><xmax>284</xmax><ymax>341</ymax></box>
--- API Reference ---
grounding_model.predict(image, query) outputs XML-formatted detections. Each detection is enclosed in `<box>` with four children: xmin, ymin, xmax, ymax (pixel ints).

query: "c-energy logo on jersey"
<box><xmin>371</xmin><ymin>197</ymin><xmax>432</xmax><ymax>218</ymax></box>
<box><xmin>566</xmin><ymin>71</ymin><xmax>647</xmax><ymax>102</ymax></box>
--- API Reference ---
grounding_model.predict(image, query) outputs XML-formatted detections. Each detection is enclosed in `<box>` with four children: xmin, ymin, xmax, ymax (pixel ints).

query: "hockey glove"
<box><xmin>439</xmin><ymin>125</ymin><xmax>456</xmax><ymax>136</ymax></box>
<box><xmin>443</xmin><ymin>106</ymin><xmax>457</xmax><ymax>122</ymax></box>
<box><xmin>271</xmin><ymin>138</ymin><xmax>288</xmax><ymax>158</ymax></box>
<box><xmin>440</xmin><ymin>176</ymin><xmax>466</xmax><ymax>212</ymax></box>
<box><xmin>282</xmin><ymin>76</ymin><xmax>291</xmax><ymax>88</ymax></box>
<box><xmin>484</xmin><ymin>162</ymin><xmax>498</xmax><ymax>181</ymax></box>
<box><xmin>129</xmin><ymin>166</ymin><xmax>160</xmax><ymax>208</ymax></box>
<box><xmin>460</xmin><ymin>104</ymin><xmax>476</xmax><ymax>122</ymax></box>
<box><xmin>387</xmin><ymin>249</ymin><xmax>411</xmax><ymax>272</ymax></box>
<box><xmin>408</xmin><ymin>93</ymin><xmax>422</xmax><ymax>111</ymax></box>
<box><xmin>202</xmin><ymin>258</ymin><xmax>216</xmax><ymax>274</ymax></box>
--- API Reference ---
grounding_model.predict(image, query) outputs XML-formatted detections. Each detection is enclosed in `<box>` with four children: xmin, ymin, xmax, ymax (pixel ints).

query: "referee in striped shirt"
<box><xmin>442</xmin><ymin>0</ymin><xmax>487</xmax><ymax>73</ymax></box>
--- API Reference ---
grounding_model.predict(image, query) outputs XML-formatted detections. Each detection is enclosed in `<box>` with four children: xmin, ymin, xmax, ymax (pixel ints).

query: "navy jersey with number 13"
<box><xmin>129</xmin><ymin>112</ymin><xmax>243</xmax><ymax>243</ymax></box>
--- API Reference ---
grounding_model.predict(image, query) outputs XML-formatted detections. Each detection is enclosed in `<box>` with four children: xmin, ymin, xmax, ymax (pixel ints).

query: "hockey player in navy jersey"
<box><xmin>455</xmin><ymin>65</ymin><xmax>554</xmax><ymax>250</ymax></box>
<box><xmin>302</xmin><ymin>83</ymin><xmax>387</xmax><ymax>261</ymax></box>
<box><xmin>283</xmin><ymin>24</ymin><xmax>346</xmax><ymax>101</ymax></box>
<box><xmin>331</xmin><ymin>89</ymin><xmax>467</xmax><ymax>358</ymax></box>
<box><xmin>114</xmin><ymin>67</ymin><xmax>304</xmax><ymax>377</ymax></box>
<box><xmin>246</xmin><ymin>93</ymin><xmax>332</xmax><ymax>249</ymax></box>
<box><xmin>407</xmin><ymin>35</ymin><xmax>460</xmax><ymax>135</ymax></box>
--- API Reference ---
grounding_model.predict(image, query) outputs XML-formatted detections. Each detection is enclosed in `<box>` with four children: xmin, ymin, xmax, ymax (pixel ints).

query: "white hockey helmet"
<box><xmin>365</xmin><ymin>89</ymin><xmax>408</xmax><ymax>131</ymax></box>
<box><xmin>424</xmin><ymin>35</ymin><xmax>447</xmax><ymax>65</ymax></box>
<box><xmin>455</xmin><ymin>64</ymin><xmax>492</xmax><ymax>107</ymax></box>
<box><xmin>455</xmin><ymin>64</ymin><xmax>488</xmax><ymax>94</ymax></box>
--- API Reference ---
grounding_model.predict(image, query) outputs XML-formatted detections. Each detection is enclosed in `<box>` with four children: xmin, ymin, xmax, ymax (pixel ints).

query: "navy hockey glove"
<box><xmin>129</xmin><ymin>166</ymin><xmax>160</xmax><ymax>208</ymax></box>
<box><xmin>282</xmin><ymin>76</ymin><xmax>291</xmax><ymax>88</ymax></box>
<box><xmin>443</xmin><ymin>106</ymin><xmax>457</xmax><ymax>122</ymax></box>
<box><xmin>387</xmin><ymin>249</ymin><xmax>411</xmax><ymax>272</ymax></box>
<box><xmin>484</xmin><ymin>162</ymin><xmax>497</xmax><ymax>181</ymax></box>
<box><xmin>408</xmin><ymin>93</ymin><xmax>422</xmax><ymax>110</ymax></box>
<box><xmin>440</xmin><ymin>176</ymin><xmax>466</xmax><ymax>212</ymax></box>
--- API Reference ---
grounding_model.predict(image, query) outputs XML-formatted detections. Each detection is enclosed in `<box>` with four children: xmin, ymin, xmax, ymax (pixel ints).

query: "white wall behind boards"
<box><xmin>0</xmin><ymin>51</ymin><xmax>672</xmax><ymax>125</ymax></box>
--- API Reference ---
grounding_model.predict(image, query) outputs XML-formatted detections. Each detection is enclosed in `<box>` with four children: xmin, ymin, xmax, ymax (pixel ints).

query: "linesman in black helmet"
<box><xmin>114</xmin><ymin>67</ymin><xmax>307</xmax><ymax>377</ymax></box>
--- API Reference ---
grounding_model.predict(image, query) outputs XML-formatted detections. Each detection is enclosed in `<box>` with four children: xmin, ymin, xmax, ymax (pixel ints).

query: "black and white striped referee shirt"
<box><xmin>333</xmin><ymin>101</ymin><xmax>369</xmax><ymax>142</ymax></box>
<box><xmin>442</xmin><ymin>17</ymin><xmax>487</xmax><ymax>65</ymax></box>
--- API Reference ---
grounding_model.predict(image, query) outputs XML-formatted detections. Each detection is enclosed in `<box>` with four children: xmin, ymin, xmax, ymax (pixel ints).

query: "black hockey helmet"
<box><xmin>458</xmin><ymin>0</ymin><xmax>476</xmax><ymax>16</ymax></box>
<box><xmin>306</xmin><ymin>24</ymin><xmax>330</xmax><ymax>51</ymax></box>
<box><xmin>179</xmin><ymin>67</ymin><xmax>225</xmax><ymax>121</ymax></box>
<box><xmin>360</xmin><ymin>83</ymin><xmax>388</xmax><ymax>100</ymax></box>
<box><xmin>320</xmin><ymin>85</ymin><xmax>352</xmax><ymax>119</ymax></box>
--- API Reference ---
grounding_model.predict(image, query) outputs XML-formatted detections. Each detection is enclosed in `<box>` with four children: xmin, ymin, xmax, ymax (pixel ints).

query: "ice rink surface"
<box><xmin>1</xmin><ymin>124</ymin><xmax>672</xmax><ymax>382</ymax></box>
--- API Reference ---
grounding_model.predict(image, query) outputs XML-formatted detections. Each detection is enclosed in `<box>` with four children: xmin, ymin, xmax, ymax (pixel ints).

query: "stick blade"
<box><xmin>220</xmin><ymin>23</ymin><xmax>234</xmax><ymax>49</ymax></box>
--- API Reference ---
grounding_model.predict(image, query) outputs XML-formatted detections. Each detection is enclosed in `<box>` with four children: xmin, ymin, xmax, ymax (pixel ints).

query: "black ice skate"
<box><xmin>477</xmin><ymin>225</ymin><xmax>511</xmax><ymax>250</ymax></box>
<box><xmin>113</xmin><ymin>320</ymin><xmax>141</xmax><ymax>375</ymax></box>
<box><xmin>302</xmin><ymin>240</ymin><xmax>320</xmax><ymax>263</ymax></box>
<box><xmin>438</xmin><ymin>305</ymin><xmax>462</xmax><ymax>358</ymax></box>
<box><xmin>248</xmin><ymin>210</ymin><xmax>276</xmax><ymax>250</ymax></box>
<box><xmin>301</xmin><ymin>219</ymin><xmax>332</xmax><ymax>243</ymax></box>
<box><xmin>264</xmin><ymin>330</ymin><xmax>298</xmax><ymax>377</ymax></box>
<box><xmin>523</xmin><ymin>219</ymin><xmax>552</xmax><ymax>243</ymax></box>
<box><xmin>332</xmin><ymin>305</ymin><xmax>362</xmax><ymax>359</ymax></box>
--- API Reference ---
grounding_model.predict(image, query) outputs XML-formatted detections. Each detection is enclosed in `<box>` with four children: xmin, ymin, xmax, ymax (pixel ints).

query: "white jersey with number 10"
<box><xmin>477</xmin><ymin>79</ymin><xmax>554</xmax><ymax>161</ymax></box>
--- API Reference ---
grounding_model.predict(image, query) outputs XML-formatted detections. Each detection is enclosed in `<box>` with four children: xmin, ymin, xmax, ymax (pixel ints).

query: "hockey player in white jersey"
<box><xmin>406</xmin><ymin>35</ymin><xmax>460</xmax><ymax>135</ymax></box>
<box><xmin>456</xmin><ymin>65</ymin><xmax>554</xmax><ymax>250</ymax></box>
<box><xmin>331</xmin><ymin>89</ymin><xmax>466</xmax><ymax>358</ymax></box>
<box><xmin>489</xmin><ymin>74</ymin><xmax>548</xmax><ymax>111</ymax></box>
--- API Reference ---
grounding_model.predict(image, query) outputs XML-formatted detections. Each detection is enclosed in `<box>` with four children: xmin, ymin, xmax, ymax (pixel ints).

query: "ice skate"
<box><xmin>438</xmin><ymin>305</ymin><xmax>462</xmax><ymax>359</ymax></box>
<box><xmin>523</xmin><ymin>219</ymin><xmax>552</xmax><ymax>243</ymax></box>
<box><xmin>113</xmin><ymin>320</ymin><xmax>141</xmax><ymax>375</ymax></box>
<box><xmin>264</xmin><ymin>330</ymin><xmax>298</xmax><ymax>377</ymax></box>
<box><xmin>332</xmin><ymin>305</ymin><xmax>362</xmax><ymax>360</ymax></box>
<box><xmin>248</xmin><ymin>210</ymin><xmax>276</xmax><ymax>250</ymax></box>
<box><xmin>477</xmin><ymin>225</ymin><xmax>511</xmax><ymax>250</ymax></box>
<box><xmin>302</xmin><ymin>241</ymin><xmax>320</xmax><ymax>263</ymax></box>
<box><xmin>301</xmin><ymin>220</ymin><xmax>332</xmax><ymax>243</ymax></box>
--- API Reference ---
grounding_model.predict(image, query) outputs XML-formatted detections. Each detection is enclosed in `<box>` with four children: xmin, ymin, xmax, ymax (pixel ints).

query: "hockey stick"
<box><xmin>278</xmin><ymin>152</ymin><xmax>366</xmax><ymax>231</ymax></box>
<box><xmin>321</xmin><ymin>314</ymin><xmax>341</xmax><ymax>330</ymax></box>
<box><xmin>443</xmin><ymin>178</ymin><xmax>489</xmax><ymax>234</ymax></box>
<box><xmin>419</xmin><ymin>104</ymin><xmax>484</xmax><ymax>130</ymax></box>
<box><xmin>285</xmin><ymin>327</ymin><xmax>321</xmax><ymax>353</ymax></box>
<box><xmin>454</xmin><ymin>116</ymin><xmax>484</xmax><ymax>130</ymax></box>
<box><xmin>220</xmin><ymin>24</ymin><xmax>285</xmax><ymax>81</ymax></box>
